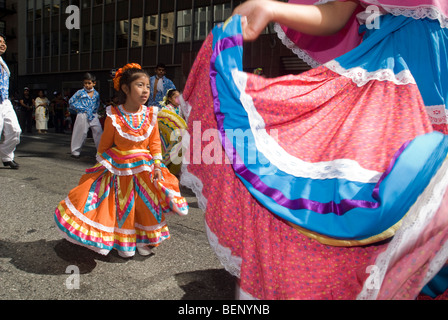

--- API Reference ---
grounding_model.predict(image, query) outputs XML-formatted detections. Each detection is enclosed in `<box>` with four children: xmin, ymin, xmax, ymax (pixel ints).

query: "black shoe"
<box><xmin>3</xmin><ymin>160</ymin><xmax>19</xmax><ymax>169</ymax></box>
<box><xmin>71</xmin><ymin>154</ymin><xmax>81</xmax><ymax>159</ymax></box>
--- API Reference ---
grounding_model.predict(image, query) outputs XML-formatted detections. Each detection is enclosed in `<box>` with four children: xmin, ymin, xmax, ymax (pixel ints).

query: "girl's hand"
<box><xmin>233</xmin><ymin>0</ymin><xmax>275</xmax><ymax>41</ymax></box>
<box><xmin>154</xmin><ymin>168</ymin><xmax>163</xmax><ymax>182</ymax></box>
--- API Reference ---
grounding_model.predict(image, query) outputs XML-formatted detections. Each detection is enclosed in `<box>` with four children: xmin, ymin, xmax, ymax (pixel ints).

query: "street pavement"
<box><xmin>0</xmin><ymin>129</ymin><xmax>236</xmax><ymax>301</ymax></box>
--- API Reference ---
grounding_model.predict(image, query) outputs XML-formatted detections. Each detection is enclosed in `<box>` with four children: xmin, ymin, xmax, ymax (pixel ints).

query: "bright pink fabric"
<box><xmin>246</xmin><ymin>68</ymin><xmax>432</xmax><ymax>173</ymax></box>
<box><xmin>281</xmin><ymin>0</ymin><xmax>364</xmax><ymax>65</ymax></box>
<box><xmin>182</xmin><ymin>34</ymin><xmax>447</xmax><ymax>299</ymax></box>
<box><xmin>183</xmin><ymin>35</ymin><xmax>385</xmax><ymax>299</ymax></box>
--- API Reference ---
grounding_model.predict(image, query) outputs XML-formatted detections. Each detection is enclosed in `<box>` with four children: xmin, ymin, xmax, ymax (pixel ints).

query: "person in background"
<box><xmin>160</xmin><ymin>89</ymin><xmax>183</xmax><ymax>118</ymax></box>
<box><xmin>51</xmin><ymin>91</ymin><xmax>68</xmax><ymax>134</ymax></box>
<box><xmin>19</xmin><ymin>87</ymin><xmax>34</xmax><ymax>134</ymax></box>
<box><xmin>68</xmin><ymin>72</ymin><xmax>103</xmax><ymax>158</ymax></box>
<box><xmin>34</xmin><ymin>90</ymin><xmax>49</xmax><ymax>134</ymax></box>
<box><xmin>146</xmin><ymin>63</ymin><xmax>176</xmax><ymax>107</ymax></box>
<box><xmin>0</xmin><ymin>33</ymin><xmax>20</xmax><ymax>169</ymax></box>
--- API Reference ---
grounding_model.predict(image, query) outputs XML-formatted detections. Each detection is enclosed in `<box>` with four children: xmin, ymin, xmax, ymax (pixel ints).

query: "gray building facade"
<box><xmin>17</xmin><ymin>0</ymin><xmax>308</xmax><ymax>101</ymax></box>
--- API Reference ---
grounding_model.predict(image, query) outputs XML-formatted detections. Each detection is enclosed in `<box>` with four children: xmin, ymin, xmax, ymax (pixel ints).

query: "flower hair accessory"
<box><xmin>113</xmin><ymin>63</ymin><xmax>142</xmax><ymax>91</ymax></box>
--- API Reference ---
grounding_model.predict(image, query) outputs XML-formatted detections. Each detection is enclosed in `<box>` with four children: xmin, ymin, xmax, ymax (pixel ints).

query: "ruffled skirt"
<box><xmin>181</xmin><ymin>14</ymin><xmax>448</xmax><ymax>299</ymax></box>
<box><xmin>55</xmin><ymin>148</ymin><xmax>188</xmax><ymax>257</ymax></box>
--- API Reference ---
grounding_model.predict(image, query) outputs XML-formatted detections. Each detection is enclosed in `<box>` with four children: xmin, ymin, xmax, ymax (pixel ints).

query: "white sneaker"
<box><xmin>117</xmin><ymin>250</ymin><xmax>133</xmax><ymax>258</ymax></box>
<box><xmin>137</xmin><ymin>246</ymin><xmax>153</xmax><ymax>256</ymax></box>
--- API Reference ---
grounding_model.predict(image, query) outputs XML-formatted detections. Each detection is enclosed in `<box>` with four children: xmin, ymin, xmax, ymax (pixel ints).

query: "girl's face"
<box><xmin>168</xmin><ymin>91</ymin><xmax>180</xmax><ymax>107</ymax></box>
<box><xmin>123</xmin><ymin>75</ymin><xmax>150</xmax><ymax>107</ymax></box>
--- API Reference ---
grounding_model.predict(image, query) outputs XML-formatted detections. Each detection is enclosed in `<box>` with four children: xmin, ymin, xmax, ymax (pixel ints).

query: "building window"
<box><xmin>35</xmin><ymin>1</ymin><xmax>42</xmax><ymax>20</ymax></box>
<box><xmin>214</xmin><ymin>3</ymin><xmax>232</xmax><ymax>25</ymax></box>
<box><xmin>160</xmin><ymin>12</ymin><xmax>174</xmax><ymax>45</ymax></box>
<box><xmin>177</xmin><ymin>9</ymin><xmax>191</xmax><ymax>43</ymax></box>
<box><xmin>104</xmin><ymin>21</ymin><xmax>114</xmax><ymax>50</ymax></box>
<box><xmin>71</xmin><ymin>29</ymin><xmax>80</xmax><ymax>54</ymax></box>
<box><xmin>117</xmin><ymin>19</ymin><xmax>128</xmax><ymax>49</ymax></box>
<box><xmin>194</xmin><ymin>7</ymin><xmax>211</xmax><ymax>41</ymax></box>
<box><xmin>43</xmin><ymin>33</ymin><xmax>50</xmax><ymax>57</ymax></box>
<box><xmin>27</xmin><ymin>0</ymin><xmax>34</xmax><ymax>21</ymax></box>
<box><xmin>81</xmin><ymin>26</ymin><xmax>91</xmax><ymax>52</ymax></box>
<box><xmin>131</xmin><ymin>18</ymin><xmax>143</xmax><ymax>48</ymax></box>
<box><xmin>51</xmin><ymin>32</ymin><xmax>59</xmax><ymax>56</ymax></box>
<box><xmin>61</xmin><ymin>30</ymin><xmax>69</xmax><ymax>54</ymax></box>
<box><xmin>92</xmin><ymin>24</ymin><xmax>102</xmax><ymax>52</ymax></box>
<box><xmin>145</xmin><ymin>15</ymin><xmax>157</xmax><ymax>46</ymax></box>
<box><xmin>44</xmin><ymin>0</ymin><xmax>52</xmax><ymax>18</ymax></box>
<box><xmin>52</xmin><ymin>0</ymin><xmax>60</xmax><ymax>15</ymax></box>
<box><xmin>35</xmin><ymin>35</ymin><xmax>42</xmax><ymax>57</ymax></box>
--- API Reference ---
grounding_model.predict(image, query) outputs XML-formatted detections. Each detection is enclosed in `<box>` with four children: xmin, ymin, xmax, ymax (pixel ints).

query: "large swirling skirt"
<box><xmin>55</xmin><ymin>148</ymin><xmax>188</xmax><ymax>258</ymax></box>
<box><xmin>181</xmin><ymin>15</ymin><xmax>448</xmax><ymax>299</ymax></box>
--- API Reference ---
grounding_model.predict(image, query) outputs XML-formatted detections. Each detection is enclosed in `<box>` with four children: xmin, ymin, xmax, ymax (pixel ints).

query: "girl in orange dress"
<box><xmin>54</xmin><ymin>63</ymin><xmax>188</xmax><ymax>258</ymax></box>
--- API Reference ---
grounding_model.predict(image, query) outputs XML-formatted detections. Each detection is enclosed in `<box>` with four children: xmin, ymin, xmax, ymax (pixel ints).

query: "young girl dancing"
<box><xmin>55</xmin><ymin>63</ymin><xmax>188</xmax><ymax>258</ymax></box>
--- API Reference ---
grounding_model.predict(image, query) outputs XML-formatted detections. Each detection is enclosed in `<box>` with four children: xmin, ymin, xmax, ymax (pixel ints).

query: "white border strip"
<box><xmin>231</xmin><ymin>69</ymin><xmax>383</xmax><ymax>183</ymax></box>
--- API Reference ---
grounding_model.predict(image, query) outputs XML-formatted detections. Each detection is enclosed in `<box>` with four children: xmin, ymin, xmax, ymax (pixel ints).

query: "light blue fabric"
<box><xmin>421</xmin><ymin>265</ymin><xmax>448</xmax><ymax>298</ymax></box>
<box><xmin>209</xmin><ymin>14</ymin><xmax>448</xmax><ymax>241</ymax></box>
<box><xmin>337</xmin><ymin>15</ymin><xmax>448</xmax><ymax>108</ymax></box>
<box><xmin>0</xmin><ymin>58</ymin><xmax>9</xmax><ymax>104</ymax></box>
<box><xmin>147</xmin><ymin>76</ymin><xmax>176</xmax><ymax>107</ymax></box>
<box><xmin>68</xmin><ymin>88</ymin><xmax>100</xmax><ymax>122</ymax></box>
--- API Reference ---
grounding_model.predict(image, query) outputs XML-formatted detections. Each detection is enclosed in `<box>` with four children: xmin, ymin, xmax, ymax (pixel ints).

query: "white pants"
<box><xmin>0</xmin><ymin>100</ymin><xmax>21</xmax><ymax>162</ymax></box>
<box><xmin>71</xmin><ymin>113</ymin><xmax>103</xmax><ymax>156</ymax></box>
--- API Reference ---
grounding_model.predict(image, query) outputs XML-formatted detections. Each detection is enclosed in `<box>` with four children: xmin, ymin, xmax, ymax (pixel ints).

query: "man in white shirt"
<box><xmin>0</xmin><ymin>34</ymin><xmax>21</xmax><ymax>169</ymax></box>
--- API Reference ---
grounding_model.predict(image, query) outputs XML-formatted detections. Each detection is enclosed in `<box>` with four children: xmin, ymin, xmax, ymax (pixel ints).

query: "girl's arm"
<box><xmin>233</xmin><ymin>0</ymin><xmax>360</xmax><ymax>41</ymax></box>
<box><xmin>97</xmin><ymin>116</ymin><xmax>115</xmax><ymax>154</ymax></box>
<box><xmin>148</xmin><ymin>115</ymin><xmax>164</xmax><ymax>181</ymax></box>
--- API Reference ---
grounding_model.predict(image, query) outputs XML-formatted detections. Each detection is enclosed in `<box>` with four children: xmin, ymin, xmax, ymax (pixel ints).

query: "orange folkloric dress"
<box><xmin>54</xmin><ymin>105</ymin><xmax>188</xmax><ymax>257</ymax></box>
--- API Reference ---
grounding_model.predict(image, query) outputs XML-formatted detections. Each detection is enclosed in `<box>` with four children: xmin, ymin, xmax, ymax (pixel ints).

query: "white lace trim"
<box><xmin>324</xmin><ymin>60</ymin><xmax>416</xmax><ymax>87</ymax></box>
<box><xmin>420</xmin><ymin>238</ymin><xmax>448</xmax><ymax>290</ymax></box>
<box><xmin>362</xmin><ymin>0</ymin><xmax>448</xmax><ymax>28</ymax></box>
<box><xmin>205</xmin><ymin>221</ymin><xmax>242</xmax><ymax>279</ymax></box>
<box><xmin>107</xmin><ymin>105</ymin><xmax>157</xmax><ymax>142</ymax></box>
<box><xmin>426</xmin><ymin>105</ymin><xmax>448</xmax><ymax>125</ymax></box>
<box><xmin>231</xmin><ymin>69</ymin><xmax>383</xmax><ymax>183</ymax></box>
<box><xmin>235</xmin><ymin>282</ymin><xmax>258</xmax><ymax>300</ymax></box>
<box><xmin>63</xmin><ymin>197</ymin><xmax>167</xmax><ymax>234</ymax></box>
<box><xmin>179</xmin><ymin>94</ymin><xmax>192</xmax><ymax>123</ymax></box>
<box><xmin>357</xmin><ymin>154</ymin><xmax>448</xmax><ymax>300</ymax></box>
<box><xmin>274</xmin><ymin>22</ymin><xmax>321</xmax><ymax>69</ymax></box>
<box><xmin>179</xmin><ymin>163</ymin><xmax>208</xmax><ymax>212</ymax></box>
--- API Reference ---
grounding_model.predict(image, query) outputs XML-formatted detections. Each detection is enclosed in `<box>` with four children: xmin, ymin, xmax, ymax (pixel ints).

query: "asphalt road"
<box><xmin>0</xmin><ymin>129</ymin><xmax>236</xmax><ymax>301</ymax></box>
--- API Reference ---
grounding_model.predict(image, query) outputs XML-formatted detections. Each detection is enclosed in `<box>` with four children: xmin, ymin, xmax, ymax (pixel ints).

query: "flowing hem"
<box><xmin>357</xmin><ymin>154</ymin><xmax>448</xmax><ymax>299</ymax></box>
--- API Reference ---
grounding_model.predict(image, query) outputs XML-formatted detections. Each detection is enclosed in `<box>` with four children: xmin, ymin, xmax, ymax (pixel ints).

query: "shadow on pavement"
<box><xmin>176</xmin><ymin>269</ymin><xmax>236</xmax><ymax>300</ymax></box>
